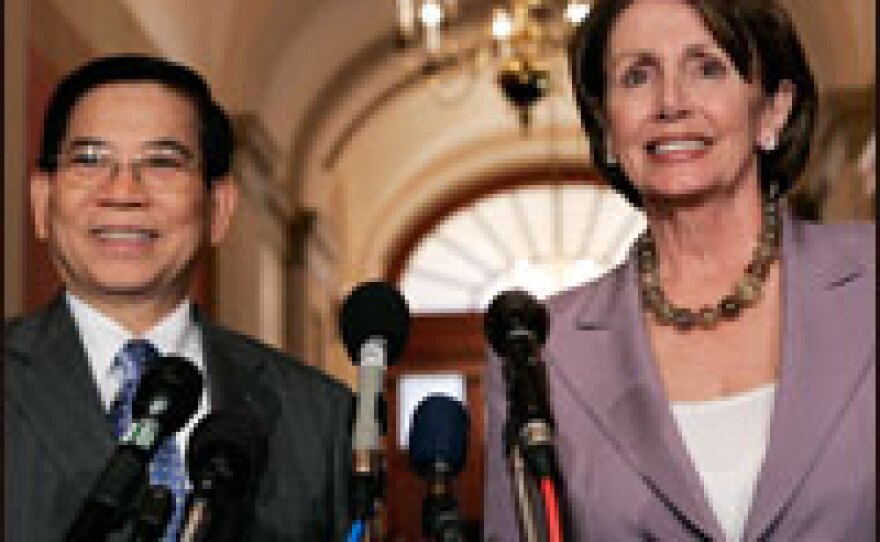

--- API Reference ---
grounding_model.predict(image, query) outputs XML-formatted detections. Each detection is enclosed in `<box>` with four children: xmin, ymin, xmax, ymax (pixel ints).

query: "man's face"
<box><xmin>31</xmin><ymin>82</ymin><xmax>236</xmax><ymax>310</ymax></box>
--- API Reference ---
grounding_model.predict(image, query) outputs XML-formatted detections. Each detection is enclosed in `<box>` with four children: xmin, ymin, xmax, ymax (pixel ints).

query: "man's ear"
<box><xmin>30</xmin><ymin>172</ymin><xmax>51</xmax><ymax>241</ymax></box>
<box><xmin>207</xmin><ymin>174</ymin><xmax>238</xmax><ymax>246</ymax></box>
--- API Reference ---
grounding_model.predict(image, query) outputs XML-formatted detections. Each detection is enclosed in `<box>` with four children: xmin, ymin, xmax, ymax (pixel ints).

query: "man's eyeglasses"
<box><xmin>55</xmin><ymin>142</ymin><xmax>200</xmax><ymax>192</ymax></box>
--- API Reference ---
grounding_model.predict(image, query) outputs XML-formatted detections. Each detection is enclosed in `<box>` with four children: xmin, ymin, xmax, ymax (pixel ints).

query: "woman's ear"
<box><xmin>758</xmin><ymin>80</ymin><xmax>796</xmax><ymax>149</ymax></box>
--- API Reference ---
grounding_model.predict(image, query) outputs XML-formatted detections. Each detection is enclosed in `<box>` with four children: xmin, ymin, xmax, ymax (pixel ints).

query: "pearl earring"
<box><xmin>605</xmin><ymin>139</ymin><xmax>617</xmax><ymax>165</ymax></box>
<box><xmin>759</xmin><ymin>134</ymin><xmax>778</xmax><ymax>152</ymax></box>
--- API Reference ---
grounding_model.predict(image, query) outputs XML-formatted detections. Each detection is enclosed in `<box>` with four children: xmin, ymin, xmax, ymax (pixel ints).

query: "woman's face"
<box><xmin>604</xmin><ymin>0</ymin><xmax>791</xmax><ymax>203</ymax></box>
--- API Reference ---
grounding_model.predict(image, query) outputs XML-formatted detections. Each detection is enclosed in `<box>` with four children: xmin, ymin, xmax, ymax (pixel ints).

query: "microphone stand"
<box><xmin>501</xmin><ymin>334</ymin><xmax>568</xmax><ymax>542</ymax></box>
<box><xmin>422</xmin><ymin>471</ymin><xmax>468</xmax><ymax>542</ymax></box>
<box><xmin>180</xmin><ymin>496</ymin><xmax>207</xmax><ymax>542</ymax></box>
<box><xmin>509</xmin><ymin>444</ymin><xmax>540</xmax><ymax>542</ymax></box>
<box><xmin>349</xmin><ymin>449</ymin><xmax>385</xmax><ymax>541</ymax></box>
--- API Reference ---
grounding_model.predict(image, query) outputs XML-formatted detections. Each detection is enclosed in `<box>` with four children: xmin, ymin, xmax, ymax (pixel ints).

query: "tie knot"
<box><xmin>124</xmin><ymin>338</ymin><xmax>159</xmax><ymax>361</ymax></box>
<box><xmin>115</xmin><ymin>339</ymin><xmax>160</xmax><ymax>379</ymax></box>
<box><xmin>122</xmin><ymin>338</ymin><xmax>158</xmax><ymax>362</ymax></box>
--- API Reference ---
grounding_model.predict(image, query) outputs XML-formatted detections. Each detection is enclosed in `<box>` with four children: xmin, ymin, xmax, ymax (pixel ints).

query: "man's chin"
<box><xmin>75</xmin><ymin>278</ymin><xmax>183</xmax><ymax>302</ymax></box>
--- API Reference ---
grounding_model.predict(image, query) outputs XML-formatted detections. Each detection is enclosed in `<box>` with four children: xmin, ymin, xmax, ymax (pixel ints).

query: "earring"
<box><xmin>759</xmin><ymin>134</ymin><xmax>778</xmax><ymax>152</ymax></box>
<box><xmin>605</xmin><ymin>138</ymin><xmax>618</xmax><ymax>165</ymax></box>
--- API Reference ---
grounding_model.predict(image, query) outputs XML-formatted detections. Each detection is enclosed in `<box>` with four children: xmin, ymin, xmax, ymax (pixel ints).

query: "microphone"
<box><xmin>338</xmin><ymin>281</ymin><xmax>410</xmax><ymax>521</ymax></box>
<box><xmin>408</xmin><ymin>394</ymin><xmax>469</xmax><ymax>542</ymax></box>
<box><xmin>65</xmin><ymin>355</ymin><xmax>203</xmax><ymax>541</ymax></box>
<box><xmin>180</xmin><ymin>407</ymin><xmax>269</xmax><ymax>542</ymax></box>
<box><xmin>485</xmin><ymin>289</ymin><xmax>548</xmax><ymax>361</ymax></box>
<box><xmin>129</xmin><ymin>486</ymin><xmax>173</xmax><ymax>542</ymax></box>
<box><xmin>484</xmin><ymin>289</ymin><xmax>557</xmax><ymax>478</ymax></box>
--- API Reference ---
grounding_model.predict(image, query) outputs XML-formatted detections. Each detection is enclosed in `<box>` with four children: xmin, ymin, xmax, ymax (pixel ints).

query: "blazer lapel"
<box><xmin>6</xmin><ymin>295</ymin><xmax>115</xmax><ymax>483</ymax></box>
<box><xmin>549</xmin><ymin>260</ymin><xmax>723</xmax><ymax>540</ymax></box>
<box><xmin>744</xmin><ymin>213</ymin><xmax>875</xmax><ymax>540</ymax></box>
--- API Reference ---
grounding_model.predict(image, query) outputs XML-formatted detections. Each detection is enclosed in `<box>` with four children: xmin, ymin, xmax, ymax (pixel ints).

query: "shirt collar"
<box><xmin>66</xmin><ymin>292</ymin><xmax>197</xmax><ymax>380</ymax></box>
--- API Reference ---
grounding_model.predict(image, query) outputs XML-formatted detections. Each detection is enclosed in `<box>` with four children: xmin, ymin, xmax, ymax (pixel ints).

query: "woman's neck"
<box><xmin>643</xmin><ymin>185</ymin><xmax>765</xmax><ymax>284</ymax></box>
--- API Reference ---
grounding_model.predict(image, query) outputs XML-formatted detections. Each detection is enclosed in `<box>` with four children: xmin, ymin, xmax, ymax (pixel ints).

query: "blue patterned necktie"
<box><xmin>111</xmin><ymin>339</ymin><xmax>188</xmax><ymax>541</ymax></box>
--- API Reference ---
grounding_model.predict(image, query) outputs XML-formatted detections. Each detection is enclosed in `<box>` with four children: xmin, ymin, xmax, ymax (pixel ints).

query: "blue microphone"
<box><xmin>408</xmin><ymin>394</ymin><xmax>469</xmax><ymax>542</ymax></box>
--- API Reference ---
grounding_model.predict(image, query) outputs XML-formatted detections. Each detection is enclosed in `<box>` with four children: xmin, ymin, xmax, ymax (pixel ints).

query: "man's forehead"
<box><xmin>64</xmin><ymin>82</ymin><xmax>199</xmax><ymax>143</ymax></box>
<box><xmin>74</xmin><ymin>80</ymin><xmax>193</xmax><ymax>106</ymax></box>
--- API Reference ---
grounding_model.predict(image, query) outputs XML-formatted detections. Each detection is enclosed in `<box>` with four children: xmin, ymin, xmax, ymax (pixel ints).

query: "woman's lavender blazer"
<box><xmin>484</xmin><ymin>211</ymin><xmax>876</xmax><ymax>541</ymax></box>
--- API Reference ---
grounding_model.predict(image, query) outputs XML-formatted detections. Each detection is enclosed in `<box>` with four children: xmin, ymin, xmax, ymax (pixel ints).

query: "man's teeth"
<box><xmin>649</xmin><ymin>140</ymin><xmax>708</xmax><ymax>154</ymax></box>
<box><xmin>94</xmin><ymin>229</ymin><xmax>156</xmax><ymax>241</ymax></box>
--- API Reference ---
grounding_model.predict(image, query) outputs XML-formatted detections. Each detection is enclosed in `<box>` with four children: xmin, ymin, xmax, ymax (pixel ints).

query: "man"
<box><xmin>5</xmin><ymin>55</ymin><xmax>353</xmax><ymax>540</ymax></box>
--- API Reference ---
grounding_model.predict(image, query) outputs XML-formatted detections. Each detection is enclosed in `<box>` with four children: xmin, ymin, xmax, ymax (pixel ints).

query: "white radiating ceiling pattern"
<box><xmin>400</xmin><ymin>183</ymin><xmax>646</xmax><ymax>313</ymax></box>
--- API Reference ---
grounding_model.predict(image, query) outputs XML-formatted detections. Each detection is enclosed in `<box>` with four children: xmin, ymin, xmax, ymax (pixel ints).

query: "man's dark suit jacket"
<box><xmin>5</xmin><ymin>294</ymin><xmax>354</xmax><ymax>541</ymax></box>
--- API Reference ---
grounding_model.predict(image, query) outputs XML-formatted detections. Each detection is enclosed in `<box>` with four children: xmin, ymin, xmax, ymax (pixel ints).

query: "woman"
<box><xmin>483</xmin><ymin>0</ymin><xmax>875</xmax><ymax>540</ymax></box>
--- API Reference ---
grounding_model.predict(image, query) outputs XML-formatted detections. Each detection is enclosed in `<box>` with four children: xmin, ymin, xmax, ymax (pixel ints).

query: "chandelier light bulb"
<box><xmin>396</xmin><ymin>0</ymin><xmax>417</xmax><ymax>38</ymax></box>
<box><xmin>564</xmin><ymin>1</ymin><xmax>590</xmax><ymax>25</ymax></box>
<box><xmin>492</xmin><ymin>8</ymin><xmax>514</xmax><ymax>40</ymax></box>
<box><xmin>419</xmin><ymin>0</ymin><xmax>445</xmax><ymax>29</ymax></box>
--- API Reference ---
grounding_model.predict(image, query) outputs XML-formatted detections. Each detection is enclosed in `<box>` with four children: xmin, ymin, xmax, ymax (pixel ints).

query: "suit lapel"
<box><xmin>6</xmin><ymin>295</ymin><xmax>115</xmax><ymax>483</ymax></box>
<box><xmin>195</xmin><ymin>317</ymin><xmax>283</xmax><ymax>538</ymax></box>
<box><xmin>744</xmin><ymin>214</ymin><xmax>875</xmax><ymax>540</ymax></box>
<box><xmin>549</xmin><ymin>260</ymin><xmax>723</xmax><ymax>540</ymax></box>
<box><xmin>197</xmin><ymin>315</ymin><xmax>282</xmax><ymax>434</ymax></box>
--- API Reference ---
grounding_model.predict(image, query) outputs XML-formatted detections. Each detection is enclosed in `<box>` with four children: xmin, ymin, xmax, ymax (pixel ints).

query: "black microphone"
<box><xmin>338</xmin><ymin>281</ymin><xmax>410</xmax><ymax>520</ymax></box>
<box><xmin>409</xmin><ymin>394</ymin><xmax>470</xmax><ymax>542</ymax></box>
<box><xmin>484</xmin><ymin>289</ymin><xmax>557</xmax><ymax>478</ymax></box>
<box><xmin>65</xmin><ymin>355</ymin><xmax>203</xmax><ymax>541</ymax></box>
<box><xmin>180</xmin><ymin>407</ymin><xmax>269</xmax><ymax>542</ymax></box>
<box><xmin>129</xmin><ymin>486</ymin><xmax>173</xmax><ymax>542</ymax></box>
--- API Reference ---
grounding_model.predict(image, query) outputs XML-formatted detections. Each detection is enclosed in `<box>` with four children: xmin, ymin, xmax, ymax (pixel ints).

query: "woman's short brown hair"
<box><xmin>568</xmin><ymin>0</ymin><xmax>818</xmax><ymax>206</ymax></box>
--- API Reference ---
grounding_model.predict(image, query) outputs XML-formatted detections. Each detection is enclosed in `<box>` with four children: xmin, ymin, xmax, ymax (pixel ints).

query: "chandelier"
<box><xmin>394</xmin><ymin>0</ymin><xmax>590</xmax><ymax>129</ymax></box>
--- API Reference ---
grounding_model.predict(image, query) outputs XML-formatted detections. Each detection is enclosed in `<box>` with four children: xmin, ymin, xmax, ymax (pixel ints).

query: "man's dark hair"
<box><xmin>37</xmin><ymin>54</ymin><xmax>233</xmax><ymax>184</ymax></box>
<box><xmin>568</xmin><ymin>0</ymin><xmax>818</xmax><ymax>207</ymax></box>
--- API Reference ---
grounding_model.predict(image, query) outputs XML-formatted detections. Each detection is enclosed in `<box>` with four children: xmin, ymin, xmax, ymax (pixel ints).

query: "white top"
<box><xmin>671</xmin><ymin>384</ymin><xmax>777</xmax><ymax>542</ymax></box>
<box><xmin>66</xmin><ymin>292</ymin><xmax>209</xmax><ymax>460</ymax></box>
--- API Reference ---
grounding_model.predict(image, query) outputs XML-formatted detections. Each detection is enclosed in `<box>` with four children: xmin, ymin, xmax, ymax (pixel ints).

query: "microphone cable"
<box><xmin>346</xmin><ymin>519</ymin><xmax>365</xmax><ymax>542</ymax></box>
<box><xmin>539</xmin><ymin>477</ymin><xmax>563</xmax><ymax>542</ymax></box>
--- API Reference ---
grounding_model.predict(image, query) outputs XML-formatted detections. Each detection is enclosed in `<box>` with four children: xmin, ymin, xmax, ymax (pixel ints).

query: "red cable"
<box><xmin>540</xmin><ymin>477</ymin><xmax>563</xmax><ymax>542</ymax></box>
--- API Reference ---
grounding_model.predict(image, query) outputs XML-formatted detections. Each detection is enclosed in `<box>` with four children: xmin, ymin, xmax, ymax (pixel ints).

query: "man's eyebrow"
<box><xmin>64</xmin><ymin>137</ymin><xmax>109</xmax><ymax>150</ymax></box>
<box><xmin>143</xmin><ymin>139</ymin><xmax>196</xmax><ymax>159</ymax></box>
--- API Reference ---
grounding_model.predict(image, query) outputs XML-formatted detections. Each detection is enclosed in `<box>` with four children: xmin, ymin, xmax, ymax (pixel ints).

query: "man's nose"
<box><xmin>97</xmin><ymin>161</ymin><xmax>149</xmax><ymax>206</ymax></box>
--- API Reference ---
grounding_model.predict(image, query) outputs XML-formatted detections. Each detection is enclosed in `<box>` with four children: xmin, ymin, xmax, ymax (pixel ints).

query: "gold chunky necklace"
<box><xmin>636</xmin><ymin>198</ymin><xmax>781</xmax><ymax>331</ymax></box>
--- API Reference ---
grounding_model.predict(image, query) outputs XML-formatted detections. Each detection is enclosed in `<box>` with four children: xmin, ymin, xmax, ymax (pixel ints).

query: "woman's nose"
<box><xmin>654</xmin><ymin>73</ymin><xmax>690</xmax><ymax>122</ymax></box>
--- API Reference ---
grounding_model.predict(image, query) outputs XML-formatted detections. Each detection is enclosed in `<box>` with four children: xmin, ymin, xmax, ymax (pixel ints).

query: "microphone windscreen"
<box><xmin>132</xmin><ymin>355</ymin><xmax>203</xmax><ymax>438</ymax></box>
<box><xmin>186</xmin><ymin>407</ymin><xmax>269</xmax><ymax>496</ymax></box>
<box><xmin>339</xmin><ymin>281</ymin><xmax>410</xmax><ymax>365</ymax></box>
<box><xmin>408</xmin><ymin>394</ymin><xmax>468</xmax><ymax>478</ymax></box>
<box><xmin>484</xmin><ymin>289</ymin><xmax>548</xmax><ymax>358</ymax></box>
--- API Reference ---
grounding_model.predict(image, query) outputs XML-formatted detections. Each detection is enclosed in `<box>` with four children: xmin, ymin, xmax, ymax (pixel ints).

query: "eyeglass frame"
<box><xmin>51</xmin><ymin>137</ymin><xmax>203</xmax><ymax>192</ymax></box>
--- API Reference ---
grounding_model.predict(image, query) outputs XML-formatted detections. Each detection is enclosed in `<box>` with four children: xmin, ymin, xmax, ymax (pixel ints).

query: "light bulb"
<box><xmin>492</xmin><ymin>8</ymin><xmax>514</xmax><ymax>40</ymax></box>
<box><xmin>419</xmin><ymin>0</ymin><xmax>444</xmax><ymax>29</ymax></box>
<box><xmin>565</xmin><ymin>1</ymin><xmax>590</xmax><ymax>25</ymax></box>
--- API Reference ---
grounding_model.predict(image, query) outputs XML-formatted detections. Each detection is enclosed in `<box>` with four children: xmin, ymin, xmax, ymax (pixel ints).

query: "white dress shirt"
<box><xmin>672</xmin><ymin>383</ymin><xmax>776</xmax><ymax>542</ymax></box>
<box><xmin>66</xmin><ymin>292</ymin><xmax>210</xmax><ymax>460</ymax></box>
